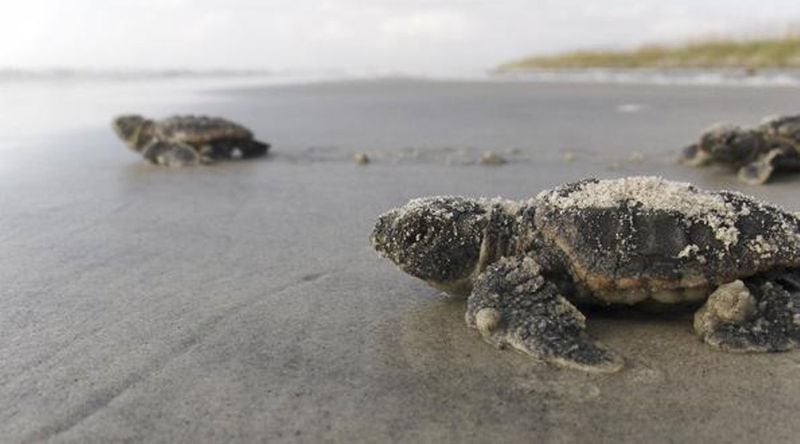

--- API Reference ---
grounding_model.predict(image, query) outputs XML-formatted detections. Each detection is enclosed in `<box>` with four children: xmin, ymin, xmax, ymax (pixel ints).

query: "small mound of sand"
<box><xmin>353</xmin><ymin>153</ymin><xmax>370</xmax><ymax>165</ymax></box>
<box><xmin>479</xmin><ymin>151</ymin><xmax>507</xmax><ymax>166</ymax></box>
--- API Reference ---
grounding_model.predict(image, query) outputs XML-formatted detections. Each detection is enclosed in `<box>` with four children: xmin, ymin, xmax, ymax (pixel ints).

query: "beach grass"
<box><xmin>497</xmin><ymin>37</ymin><xmax>800</xmax><ymax>72</ymax></box>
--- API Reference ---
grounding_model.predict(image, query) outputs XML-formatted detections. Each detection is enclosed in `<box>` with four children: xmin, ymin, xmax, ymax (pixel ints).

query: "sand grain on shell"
<box><xmin>536</xmin><ymin>176</ymin><xmax>742</xmax><ymax>248</ymax></box>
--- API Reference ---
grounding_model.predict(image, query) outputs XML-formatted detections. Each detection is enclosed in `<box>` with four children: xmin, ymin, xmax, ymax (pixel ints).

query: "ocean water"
<box><xmin>2</xmin><ymin>71</ymin><xmax>800</xmax><ymax>187</ymax></box>
<box><xmin>2</xmin><ymin>68</ymin><xmax>800</xmax><ymax>139</ymax></box>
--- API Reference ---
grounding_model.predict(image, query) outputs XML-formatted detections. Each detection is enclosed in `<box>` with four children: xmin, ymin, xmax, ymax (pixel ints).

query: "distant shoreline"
<box><xmin>3</xmin><ymin>67</ymin><xmax>800</xmax><ymax>89</ymax></box>
<box><xmin>497</xmin><ymin>37</ymin><xmax>800</xmax><ymax>73</ymax></box>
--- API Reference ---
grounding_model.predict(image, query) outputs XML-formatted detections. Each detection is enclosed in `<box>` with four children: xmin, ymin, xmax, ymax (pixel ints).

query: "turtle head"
<box><xmin>682</xmin><ymin>123</ymin><xmax>761</xmax><ymax>166</ymax></box>
<box><xmin>371</xmin><ymin>196</ymin><xmax>491</xmax><ymax>295</ymax></box>
<box><xmin>112</xmin><ymin>114</ymin><xmax>151</xmax><ymax>150</ymax></box>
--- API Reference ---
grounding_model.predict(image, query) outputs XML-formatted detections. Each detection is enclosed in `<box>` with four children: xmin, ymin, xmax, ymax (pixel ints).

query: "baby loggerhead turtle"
<box><xmin>371</xmin><ymin>177</ymin><xmax>800</xmax><ymax>372</ymax></box>
<box><xmin>112</xmin><ymin>114</ymin><xmax>270</xmax><ymax>166</ymax></box>
<box><xmin>680</xmin><ymin>115</ymin><xmax>800</xmax><ymax>185</ymax></box>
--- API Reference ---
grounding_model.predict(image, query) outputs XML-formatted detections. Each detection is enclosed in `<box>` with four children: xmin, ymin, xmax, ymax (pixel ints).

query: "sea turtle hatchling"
<box><xmin>112</xmin><ymin>114</ymin><xmax>270</xmax><ymax>166</ymax></box>
<box><xmin>680</xmin><ymin>115</ymin><xmax>800</xmax><ymax>185</ymax></box>
<box><xmin>371</xmin><ymin>177</ymin><xmax>800</xmax><ymax>372</ymax></box>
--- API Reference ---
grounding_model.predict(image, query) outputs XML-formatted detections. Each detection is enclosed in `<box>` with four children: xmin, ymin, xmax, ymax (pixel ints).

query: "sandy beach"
<box><xmin>3</xmin><ymin>77</ymin><xmax>800</xmax><ymax>442</ymax></box>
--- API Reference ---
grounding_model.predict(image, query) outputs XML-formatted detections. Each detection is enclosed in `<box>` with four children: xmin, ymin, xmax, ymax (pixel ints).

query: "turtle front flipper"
<box><xmin>694</xmin><ymin>276</ymin><xmax>800</xmax><ymax>352</ymax></box>
<box><xmin>142</xmin><ymin>140</ymin><xmax>201</xmax><ymax>167</ymax></box>
<box><xmin>737</xmin><ymin>148</ymin><xmax>784</xmax><ymax>185</ymax></box>
<box><xmin>466</xmin><ymin>256</ymin><xmax>623</xmax><ymax>373</ymax></box>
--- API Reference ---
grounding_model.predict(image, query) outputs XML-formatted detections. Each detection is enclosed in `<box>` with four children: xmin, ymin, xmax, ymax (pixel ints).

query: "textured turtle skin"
<box><xmin>372</xmin><ymin>177</ymin><xmax>800</xmax><ymax>372</ymax></box>
<box><xmin>530</xmin><ymin>179</ymin><xmax>800</xmax><ymax>303</ymax></box>
<box><xmin>112</xmin><ymin>114</ymin><xmax>270</xmax><ymax>166</ymax></box>
<box><xmin>680</xmin><ymin>116</ymin><xmax>800</xmax><ymax>184</ymax></box>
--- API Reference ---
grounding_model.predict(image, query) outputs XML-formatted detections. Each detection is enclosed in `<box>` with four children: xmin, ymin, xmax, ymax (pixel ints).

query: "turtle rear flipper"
<box><xmin>694</xmin><ymin>277</ymin><xmax>800</xmax><ymax>352</ymax></box>
<box><xmin>238</xmin><ymin>139</ymin><xmax>270</xmax><ymax>159</ymax></box>
<box><xmin>199</xmin><ymin>139</ymin><xmax>271</xmax><ymax>161</ymax></box>
<box><xmin>466</xmin><ymin>256</ymin><xmax>623</xmax><ymax>373</ymax></box>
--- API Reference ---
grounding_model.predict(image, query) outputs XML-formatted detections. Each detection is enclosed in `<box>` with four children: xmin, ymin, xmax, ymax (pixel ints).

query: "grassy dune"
<box><xmin>497</xmin><ymin>37</ymin><xmax>800</xmax><ymax>72</ymax></box>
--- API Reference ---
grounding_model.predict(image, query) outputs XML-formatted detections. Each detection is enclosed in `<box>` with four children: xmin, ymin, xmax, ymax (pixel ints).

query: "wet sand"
<box><xmin>2</xmin><ymin>79</ymin><xmax>800</xmax><ymax>442</ymax></box>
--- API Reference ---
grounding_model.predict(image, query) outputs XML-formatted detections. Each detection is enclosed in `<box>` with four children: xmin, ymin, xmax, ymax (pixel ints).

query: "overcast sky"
<box><xmin>2</xmin><ymin>0</ymin><xmax>799</xmax><ymax>75</ymax></box>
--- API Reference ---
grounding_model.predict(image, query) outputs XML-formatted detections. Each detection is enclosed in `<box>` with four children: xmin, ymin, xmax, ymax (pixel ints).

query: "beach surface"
<box><xmin>2</xmin><ymin>77</ymin><xmax>800</xmax><ymax>443</ymax></box>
